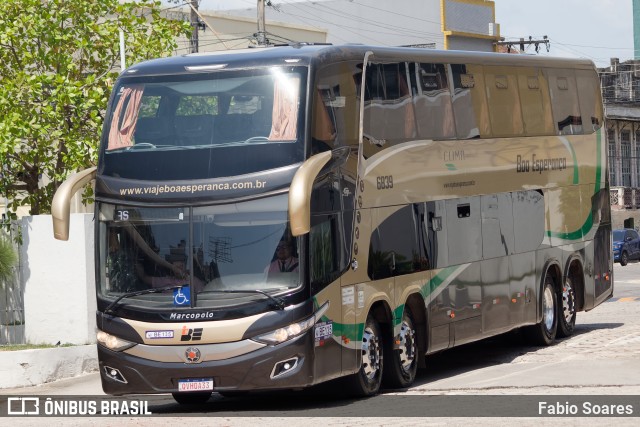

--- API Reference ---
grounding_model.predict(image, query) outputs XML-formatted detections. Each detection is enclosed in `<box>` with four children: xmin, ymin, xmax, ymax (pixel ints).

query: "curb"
<box><xmin>0</xmin><ymin>345</ymin><xmax>98</xmax><ymax>389</ymax></box>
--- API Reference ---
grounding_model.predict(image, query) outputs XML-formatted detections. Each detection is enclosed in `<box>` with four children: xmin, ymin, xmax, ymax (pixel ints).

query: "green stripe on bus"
<box><xmin>393</xmin><ymin>304</ymin><xmax>405</xmax><ymax>326</ymax></box>
<box><xmin>318</xmin><ymin>264</ymin><xmax>468</xmax><ymax>343</ymax></box>
<box><xmin>546</xmin><ymin>129</ymin><xmax>603</xmax><ymax>242</ymax></box>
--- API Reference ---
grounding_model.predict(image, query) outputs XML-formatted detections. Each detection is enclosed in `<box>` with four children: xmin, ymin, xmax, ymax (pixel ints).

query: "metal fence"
<box><xmin>1</xmin><ymin>223</ymin><xmax>24</xmax><ymax>345</ymax></box>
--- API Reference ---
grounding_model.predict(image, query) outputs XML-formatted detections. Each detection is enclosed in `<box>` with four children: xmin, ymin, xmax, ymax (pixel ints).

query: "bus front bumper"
<box><xmin>98</xmin><ymin>331</ymin><xmax>314</xmax><ymax>395</ymax></box>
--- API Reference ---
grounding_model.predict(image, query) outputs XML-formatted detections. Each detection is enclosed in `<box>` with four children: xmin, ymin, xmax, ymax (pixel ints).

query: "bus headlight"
<box><xmin>253</xmin><ymin>302</ymin><xmax>329</xmax><ymax>345</ymax></box>
<box><xmin>254</xmin><ymin>317</ymin><xmax>314</xmax><ymax>345</ymax></box>
<box><xmin>96</xmin><ymin>330</ymin><xmax>135</xmax><ymax>351</ymax></box>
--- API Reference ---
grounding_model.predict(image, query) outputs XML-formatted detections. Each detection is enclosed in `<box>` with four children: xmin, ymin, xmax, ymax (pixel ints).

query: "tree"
<box><xmin>0</xmin><ymin>236</ymin><xmax>17</xmax><ymax>287</ymax></box>
<box><xmin>0</xmin><ymin>0</ymin><xmax>190</xmax><ymax>217</ymax></box>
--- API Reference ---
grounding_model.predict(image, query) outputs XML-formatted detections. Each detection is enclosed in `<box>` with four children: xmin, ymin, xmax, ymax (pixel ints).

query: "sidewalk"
<box><xmin>0</xmin><ymin>345</ymin><xmax>98</xmax><ymax>389</ymax></box>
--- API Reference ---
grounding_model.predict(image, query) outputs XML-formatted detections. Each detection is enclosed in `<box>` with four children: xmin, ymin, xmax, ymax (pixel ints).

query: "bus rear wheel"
<box><xmin>557</xmin><ymin>276</ymin><xmax>577</xmax><ymax>337</ymax></box>
<box><xmin>383</xmin><ymin>308</ymin><xmax>418</xmax><ymax>389</ymax></box>
<box><xmin>172</xmin><ymin>392</ymin><xmax>212</xmax><ymax>405</ymax></box>
<box><xmin>344</xmin><ymin>314</ymin><xmax>383</xmax><ymax>396</ymax></box>
<box><xmin>524</xmin><ymin>275</ymin><xmax>558</xmax><ymax>346</ymax></box>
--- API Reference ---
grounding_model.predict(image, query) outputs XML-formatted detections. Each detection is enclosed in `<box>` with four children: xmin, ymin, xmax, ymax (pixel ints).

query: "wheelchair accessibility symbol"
<box><xmin>173</xmin><ymin>286</ymin><xmax>190</xmax><ymax>306</ymax></box>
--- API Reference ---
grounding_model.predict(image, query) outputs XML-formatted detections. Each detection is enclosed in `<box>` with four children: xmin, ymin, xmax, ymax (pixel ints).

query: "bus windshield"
<box><xmin>100</xmin><ymin>67</ymin><xmax>306</xmax><ymax>181</ymax></box>
<box><xmin>97</xmin><ymin>194</ymin><xmax>301</xmax><ymax>310</ymax></box>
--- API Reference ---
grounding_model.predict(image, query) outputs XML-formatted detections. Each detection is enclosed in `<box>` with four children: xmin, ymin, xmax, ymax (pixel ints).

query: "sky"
<box><xmin>175</xmin><ymin>0</ymin><xmax>635</xmax><ymax>68</ymax></box>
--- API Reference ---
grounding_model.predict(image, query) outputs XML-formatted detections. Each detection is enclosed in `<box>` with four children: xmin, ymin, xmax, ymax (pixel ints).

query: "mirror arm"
<box><xmin>289</xmin><ymin>152</ymin><xmax>332</xmax><ymax>236</ymax></box>
<box><xmin>52</xmin><ymin>167</ymin><xmax>97</xmax><ymax>241</ymax></box>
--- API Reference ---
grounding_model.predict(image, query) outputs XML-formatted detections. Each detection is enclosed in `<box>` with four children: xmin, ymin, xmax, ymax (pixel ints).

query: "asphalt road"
<box><xmin>3</xmin><ymin>262</ymin><xmax>640</xmax><ymax>425</ymax></box>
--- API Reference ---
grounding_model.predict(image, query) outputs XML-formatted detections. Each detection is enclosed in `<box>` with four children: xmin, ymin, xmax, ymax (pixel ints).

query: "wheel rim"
<box><xmin>542</xmin><ymin>284</ymin><xmax>555</xmax><ymax>332</ymax></box>
<box><xmin>562</xmin><ymin>279</ymin><xmax>576</xmax><ymax>323</ymax></box>
<box><xmin>397</xmin><ymin>317</ymin><xmax>416</xmax><ymax>374</ymax></box>
<box><xmin>361</xmin><ymin>325</ymin><xmax>382</xmax><ymax>380</ymax></box>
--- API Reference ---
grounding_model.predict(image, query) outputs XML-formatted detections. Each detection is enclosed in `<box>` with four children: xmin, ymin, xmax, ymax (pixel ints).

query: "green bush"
<box><xmin>0</xmin><ymin>237</ymin><xmax>17</xmax><ymax>285</ymax></box>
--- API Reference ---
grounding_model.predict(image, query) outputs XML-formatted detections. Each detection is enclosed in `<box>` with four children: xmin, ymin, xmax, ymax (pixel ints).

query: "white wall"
<box><xmin>447</xmin><ymin>36</ymin><xmax>495</xmax><ymax>52</ymax></box>
<box><xmin>0</xmin><ymin>345</ymin><xmax>97</xmax><ymax>388</ymax></box>
<box><xmin>221</xmin><ymin>0</ymin><xmax>445</xmax><ymax>48</ymax></box>
<box><xmin>21</xmin><ymin>214</ymin><xmax>96</xmax><ymax>345</ymax></box>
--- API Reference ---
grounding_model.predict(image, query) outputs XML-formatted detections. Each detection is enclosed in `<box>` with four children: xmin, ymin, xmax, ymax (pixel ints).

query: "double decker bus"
<box><xmin>52</xmin><ymin>45</ymin><xmax>612</xmax><ymax>403</ymax></box>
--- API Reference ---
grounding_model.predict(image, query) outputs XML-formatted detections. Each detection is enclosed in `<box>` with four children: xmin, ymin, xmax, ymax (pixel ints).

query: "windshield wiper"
<box><xmin>104</xmin><ymin>285</ymin><xmax>184</xmax><ymax>315</ymax></box>
<box><xmin>199</xmin><ymin>289</ymin><xmax>286</xmax><ymax>310</ymax></box>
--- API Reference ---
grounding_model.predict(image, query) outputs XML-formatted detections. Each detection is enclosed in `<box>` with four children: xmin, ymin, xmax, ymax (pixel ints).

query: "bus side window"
<box><xmin>362</xmin><ymin>62</ymin><xmax>416</xmax><ymax>157</ymax></box>
<box><xmin>517</xmin><ymin>69</ymin><xmax>554</xmax><ymax>136</ymax></box>
<box><xmin>310</xmin><ymin>171</ymin><xmax>350</xmax><ymax>293</ymax></box>
<box><xmin>311</xmin><ymin>86</ymin><xmax>337</xmax><ymax>153</ymax></box>
<box><xmin>367</xmin><ymin>205</ymin><xmax>427</xmax><ymax>281</ymax></box>
<box><xmin>576</xmin><ymin>70</ymin><xmax>604</xmax><ymax>133</ymax></box>
<box><xmin>546</xmin><ymin>69</ymin><xmax>583</xmax><ymax>135</ymax></box>
<box><xmin>484</xmin><ymin>66</ymin><xmax>524</xmax><ymax>137</ymax></box>
<box><xmin>450</xmin><ymin>64</ymin><xmax>491</xmax><ymax>139</ymax></box>
<box><xmin>412</xmin><ymin>63</ymin><xmax>455</xmax><ymax>140</ymax></box>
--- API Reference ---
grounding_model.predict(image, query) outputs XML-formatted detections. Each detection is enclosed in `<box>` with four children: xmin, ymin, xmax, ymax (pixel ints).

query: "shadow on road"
<box><xmin>143</xmin><ymin>321</ymin><xmax>625</xmax><ymax>415</ymax></box>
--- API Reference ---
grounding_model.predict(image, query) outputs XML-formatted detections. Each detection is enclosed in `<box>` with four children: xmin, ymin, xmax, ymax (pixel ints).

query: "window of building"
<box><xmin>621</xmin><ymin>130</ymin><xmax>631</xmax><ymax>187</ymax></box>
<box><xmin>608</xmin><ymin>128</ymin><xmax>617</xmax><ymax>186</ymax></box>
<box><xmin>636</xmin><ymin>130</ymin><xmax>640</xmax><ymax>185</ymax></box>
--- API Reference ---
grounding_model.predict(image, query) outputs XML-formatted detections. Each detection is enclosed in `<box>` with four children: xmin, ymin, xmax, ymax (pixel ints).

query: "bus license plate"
<box><xmin>178</xmin><ymin>378</ymin><xmax>214</xmax><ymax>392</ymax></box>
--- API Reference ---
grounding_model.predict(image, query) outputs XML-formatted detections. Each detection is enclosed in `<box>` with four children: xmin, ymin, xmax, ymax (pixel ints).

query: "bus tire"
<box><xmin>557</xmin><ymin>276</ymin><xmax>577</xmax><ymax>338</ymax></box>
<box><xmin>524</xmin><ymin>275</ymin><xmax>558</xmax><ymax>346</ymax></box>
<box><xmin>382</xmin><ymin>307</ymin><xmax>418</xmax><ymax>389</ymax></box>
<box><xmin>172</xmin><ymin>392</ymin><xmax>212</xmax><ymax>405</ymax></box>
<box><xmin>344</xmin><ymin>314</ymin><xmax>384</xmax><ymax>396</ymax></box>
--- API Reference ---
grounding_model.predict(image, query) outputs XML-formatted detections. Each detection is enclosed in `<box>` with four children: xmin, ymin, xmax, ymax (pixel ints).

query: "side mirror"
<box><xmin>51</xmin><ymin>167</ymin><xmax>97</xmax><ymax>240</ymax></box>
<box><xmin>288</xmin><ymin>152</ymin><xmax>331</xmax><ymax>236</ymax></box>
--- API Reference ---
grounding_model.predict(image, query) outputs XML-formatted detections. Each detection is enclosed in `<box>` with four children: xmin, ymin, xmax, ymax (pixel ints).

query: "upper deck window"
<box><xmin>101</xmin><ymin>67</ymin><xmax>306</xmax><ymax>181</ymax></box>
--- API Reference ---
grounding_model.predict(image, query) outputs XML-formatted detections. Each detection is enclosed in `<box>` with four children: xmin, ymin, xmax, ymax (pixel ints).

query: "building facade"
<box><xmin>600</xmin><ymin>58</ymin><xmax>640</xmax><ymax>226</ymax></box>
<box><xmin>165</xmin><ymin>7</ymin><xmax>327</xmax><ymax>53</ymax></box>
<box><xmin>215</xmin><ymin>0</ymin><xmax>500</xmax><ymax>51</ymax></box>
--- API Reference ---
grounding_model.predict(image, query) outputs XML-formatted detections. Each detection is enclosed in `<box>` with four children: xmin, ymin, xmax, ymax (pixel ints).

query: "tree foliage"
<box><xmin>0</xmin><ymin>0</ymin><xmax>190</xmax><ymax>216</ymax></box>
<box><xmin>0</xmin><ymin>236</ymin><xmax>17</xmax><ymax>286</ymax></box>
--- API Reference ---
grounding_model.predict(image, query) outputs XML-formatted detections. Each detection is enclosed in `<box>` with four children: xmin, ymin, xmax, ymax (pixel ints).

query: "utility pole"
<box><xmin>189</xmin><ymin>0</ymin><xmax>199</xmax><ymax>53</ymax></box>
<box><xmin>256</xmin><ymin>0</ymin><xmax>267</xmax><ymax>46</ymax></box>
<box><xmin>495</xmin><ymin>36</ymin><xmax>550</xmax><ymax>54</ymax></box>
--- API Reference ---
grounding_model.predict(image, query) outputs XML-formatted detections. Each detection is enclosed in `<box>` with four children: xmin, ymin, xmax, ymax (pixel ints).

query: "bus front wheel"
<box><xmin>524</xmin><ymin>275</ymin><xmax>558</xmax><ymax>346</ymax></box>
<box><xmin>383</xmin><ymin>308</ymin><xmax>418</xmax><ymax>389</ymax></box>
<box><xmin>344</xmin><ymin>314</ymin><xmax>384</xmax><ymax>396</ymax></box>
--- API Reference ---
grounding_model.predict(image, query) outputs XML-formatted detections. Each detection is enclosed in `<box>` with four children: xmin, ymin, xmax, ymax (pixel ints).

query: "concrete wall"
<box><xmin>0</xmin><ymin>345</ymin><xmax>97</xmax><ymax>388</ymax></box>
<box><xmin>612</xmin><ymin>209</ymin><xmax>640</xmax><ymax>230</ymax></box>
<box><xmin>21</xmin><ymin>214</ymin><xmax>96</xmax><ymax>345</ymax></box>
